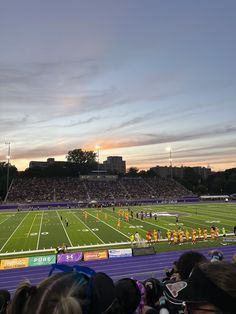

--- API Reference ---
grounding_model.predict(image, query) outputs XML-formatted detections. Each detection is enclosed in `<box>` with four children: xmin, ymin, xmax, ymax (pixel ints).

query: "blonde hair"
<box><xmin>9</xmin><ymin>272</ymin><xmax>89</xmax><ymax>314</ymax></box>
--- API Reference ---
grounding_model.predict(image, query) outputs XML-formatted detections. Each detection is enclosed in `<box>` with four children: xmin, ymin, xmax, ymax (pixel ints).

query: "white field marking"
<box><xmin>133</xmin><ymin>217</ymin><xmax>169</xmax><ymax>231</ymax></box>
<box><xmin>36</xmin><ymin>212</ymin><xmax>44</xmax><ymax>250</ymax></box>
<box><xmin>56</xmin><ymin>211</ymin><xmax>73</xmax><ymax>246</ymax></box>
<box><xmin>27</xmin><ymin>214</ymin><xmax>38</xmax><ymax>237</ymax></box>
<box><xmin>87</xmin><ymin>212</ymin><xmax>130</xmax><ymax>240</ymax></box>
<box><xmin>177</xmin><ymin>204</ymin><xmax>234</xmax><ymax>220</ymax></box>
<box><xmin>72</xmin><ymin>212</ymin><xmax>104</xmax><ymax>244</ymax></box>
<box><xmin>0</xmin><ymin>215</ymin><xmax>14</xmax><ymax>226</ymax></box>
<box><xmin>0</xmin><ymin>212</ymin><xmax>30</xmax><ymax>252</ymax></box>
<box><xmin>101</xmin><ymin>210</ymin><xmax>147</xmax><ymax>235</ymax></box>
<box><xmin>195</xmin><ymin>209</ymin><xmax>236</xmax><ymax>220</ymax></box>
<box><xmin>180</xmin><ymin>217</ymin><xmax>217</xmax><ymax>228</ymax></box>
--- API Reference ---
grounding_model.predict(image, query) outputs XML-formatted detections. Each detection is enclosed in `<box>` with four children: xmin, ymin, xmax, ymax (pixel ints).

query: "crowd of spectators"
<box><xmin>1</xmin><ymin>249</ymin><xmax>235</xmax><ymax>314</ymax></box>
<box><xmin>6</xmin><ymin>177</ymin><xmax>193</xmax><ymax>203</ymax></box>
<box><xmin>144</xmin><ymin>178</ymin><xmax>192</xmax><ymax>200</ymax></box>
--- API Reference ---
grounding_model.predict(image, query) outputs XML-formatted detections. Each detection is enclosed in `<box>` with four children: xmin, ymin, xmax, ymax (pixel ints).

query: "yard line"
<box><xmin>87</xmin><ymin>212</ymin><xmax>130</xmax><ymax>240</ymax></box>
<box><xmin>104</xmin><ymin>209</ymin><xmax>168</xmax><ymax>232</ymax></box>
<box><xmin>36</xmin><ymin>212</ymin><xmax>44</xmax><ymax>249</ymax></box>
<box><xmin>0</xmin><ymin>215</ymin><xmax>14</xmax><ymax>226</ymax></box>
<box><xmin>27</xmin><ymin>213</ymin><xmax>37</xmax><ymax>237</ymax></box>
<box><xmin>56</xmin><ymin>211</ymin><xmax>73</xmax><ymax>246</ymax></box>
<box><xmin>0</xmin><ymin>212</ymin><xmax>30</xmax><ymax>252</ymax></box>
<box><xmin>72</xmin><ymin>212</ymin><xmax>104</xmax><ymax>244</ymax></box>
<box><xmin>133</xmin><ymin>216</ymin><xmax>169</xmax><ymax>231</ymax></box>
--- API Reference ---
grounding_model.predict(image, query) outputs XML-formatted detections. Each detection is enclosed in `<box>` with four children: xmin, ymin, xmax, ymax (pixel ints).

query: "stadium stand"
<box><xmin>6</xmin><ymin>176</ymin><xmax>194</xmax><ymax>203</ymax></box>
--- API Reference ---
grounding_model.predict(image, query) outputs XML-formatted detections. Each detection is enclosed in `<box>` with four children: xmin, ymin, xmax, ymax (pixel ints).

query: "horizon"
<box><xmin>1</xmin><ymin>1</ymin><xmax>236</xmax><ymax>172</ymax></box>
<box><xmin>7</xmin><ymin>151</ymin><xmax>236</xmax><ymax>173</ymax></box>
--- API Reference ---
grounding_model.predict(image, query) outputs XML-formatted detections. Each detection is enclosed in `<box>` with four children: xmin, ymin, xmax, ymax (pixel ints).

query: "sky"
<box><xmin>0</xmin><ymin>0</ymin><xmax>236</xmax><ymax>172</ymax></box>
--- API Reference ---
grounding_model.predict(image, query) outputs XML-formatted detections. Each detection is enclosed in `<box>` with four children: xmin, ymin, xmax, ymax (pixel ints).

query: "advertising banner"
<box><xmin>57</xmin><ymin>252</ymin><xmax>83</xmax><ymax>264</ymax></box>
<box><xmin>132</xmin><ymin>246</ymin><xmax>156</xmax><ymax>256</ymax></box>
<box><xmin>29</xmin><ymin>255</ymin><xmax>56</xmax><ymax>267</ymax></box>
<box><xmin>83</xmin><ymin>250</ymin><xmax>108</xmax><ymax>262</ymax></box>
<box><xmin>0</xmin><ymin>257</ymin><xmax>29</xmax><ymax>270</ymax></box>
<box><xmin>108</xmin><ymin>248</ymin><xmax>132</xmax><ymax>258</ymax></box>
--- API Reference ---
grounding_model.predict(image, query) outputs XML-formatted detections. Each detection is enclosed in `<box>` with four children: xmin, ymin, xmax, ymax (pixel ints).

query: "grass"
<box><xmin>0</xmin><ymin>203</ymin><xmax>236</xmax><ymax>256</ymax></box>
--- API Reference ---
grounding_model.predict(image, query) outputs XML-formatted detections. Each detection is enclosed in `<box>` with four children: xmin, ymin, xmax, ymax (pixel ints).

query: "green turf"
<box><xmin>0</xmin><ymin>203</ymin><xmax>235</xmax><ymax>256</ymax></box>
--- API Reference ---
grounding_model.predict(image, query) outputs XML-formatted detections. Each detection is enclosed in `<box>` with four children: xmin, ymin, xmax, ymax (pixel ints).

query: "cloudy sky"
<box><xmin>0</xmin><ymin>0</ymin><xmax>235</xmax><ymax>171</ymax></box>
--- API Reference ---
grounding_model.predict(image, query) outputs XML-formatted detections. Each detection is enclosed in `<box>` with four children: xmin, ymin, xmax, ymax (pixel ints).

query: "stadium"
<box><xmin>0</xmin><ymin>173</ymin><xmax>236</xmax><ymax>313</ymax></box>
<box><xmin>1</xmin><ymin>1</ymin><xmax>236</xmax><ymax>312</ymax></box>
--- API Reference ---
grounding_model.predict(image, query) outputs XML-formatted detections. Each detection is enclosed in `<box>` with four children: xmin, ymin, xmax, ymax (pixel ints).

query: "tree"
<box><xmin>66</xmin><ymin>149</ymin><xmax>97</xmax><ymax>174</ymax></box>
<box><xmin>0</xmin><ymin>162</ymin><xmax>18</xmax><ymax>200</ymax></box>
<box><xmin>127</xmin><ymin>167</ymin><xmax>139</xmax><ymax>177</ymax></box>
<box><xmin>182</xmin><ymin>167</ymin><xmax>200</xmax><ymax>192</ymax></box>
<box><xmin>66</xmin><ymin>149</ymin><xmax>97</xmax><ymax>164</ymax></box>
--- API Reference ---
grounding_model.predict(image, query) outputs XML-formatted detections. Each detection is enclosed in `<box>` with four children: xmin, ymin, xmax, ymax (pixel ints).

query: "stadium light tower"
<box><xmin>166</xmin><ymin>147</ymin><xmax>173</xmax><ymax>179</ymax></box>
<box><xmin>5</xmin><ymin>142</ymin><xmax>11</xmax><ymax>199</ymax></box>
<box><xmin>95</xmin><ymin>145</ymin><xmax>101</xmax><ymax>176</ymax></box>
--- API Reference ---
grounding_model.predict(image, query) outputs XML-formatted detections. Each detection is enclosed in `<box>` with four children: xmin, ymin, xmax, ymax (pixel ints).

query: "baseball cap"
<box><xmin>163</xmin><ymin>264</ymin><xmax>236</xmax><ymax>314</ymax></box>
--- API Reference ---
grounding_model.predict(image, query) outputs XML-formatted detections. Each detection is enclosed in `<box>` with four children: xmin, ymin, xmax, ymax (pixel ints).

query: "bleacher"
<box><xmin>6</xmin><ymin>176</ymin><xmax>194</xmax><ymax>203</ymax></box>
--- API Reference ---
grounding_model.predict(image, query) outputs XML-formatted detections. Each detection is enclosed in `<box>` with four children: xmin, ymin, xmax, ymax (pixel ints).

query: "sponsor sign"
<box><xmin>108</xmin><ymin>248</ymin><xmax>132</xmax><ymax>258</ymax></box>
<box><xmin>57</xmin><ymin>252</ymin><xmax>83</xmax><ymax>264</ymax></box>
<box><xmin>132</xmin><ymin>246</ymin><xmax>156</xmax><ymax>257</ymax></box>
<box><xmin>83</xmin><ymin>250</ymin><xmax>108</xmax><ymax>262</ymax></box>
<box><xmin>29</xmin><ymin>255</ymin><xmax>56</xmax><ymax>267</ymax></box>
<box><xmin>0</xmin><ymin>257</ymin><xmax>29</xmax><ymax>270</ymax></box>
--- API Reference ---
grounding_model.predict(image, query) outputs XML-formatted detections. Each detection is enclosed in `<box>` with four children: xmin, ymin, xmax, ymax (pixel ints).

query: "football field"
<box><xmin>0</xmin><ymin>203</ymin><xmax>236</xmax><ymax>255</ymax></box>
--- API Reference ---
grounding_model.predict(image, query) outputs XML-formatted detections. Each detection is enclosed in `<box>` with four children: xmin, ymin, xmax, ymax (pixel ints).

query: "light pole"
<box><xmin>95</xmin><ymin>145</ymin><xmax>100</xmax><ymax>176</ymax></box>
<box><xmin>5</xmin><ymin>142</ymin><xmax>11</xmax><ymax>198</ymax></box>
<box><xmin>166</xmin><ymin>147</ymin><xmax>173</xmax><ymax>179</ymax></box>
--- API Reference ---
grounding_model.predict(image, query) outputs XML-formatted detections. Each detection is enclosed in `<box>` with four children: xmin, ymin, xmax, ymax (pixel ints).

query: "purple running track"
<box><xmin>0</xmin><ymin>245</ymin><xmax>235</xmax><ymax>294</ymax></box>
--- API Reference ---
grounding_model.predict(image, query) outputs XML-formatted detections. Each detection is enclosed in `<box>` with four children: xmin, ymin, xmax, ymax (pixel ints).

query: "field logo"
<box><xmin>30</xmin><ymin>233</ymin><xmax>38</xmax><ymax>236</ymax></box>
<box><xmin>168</xmin><ymin>223</ymin><xmax>183</xmax><ymax>226</ymax></box>
<box><xmin>29</xmin><ymin>232</ymin><xmax>48</xmax><ymax>236</ymax></box>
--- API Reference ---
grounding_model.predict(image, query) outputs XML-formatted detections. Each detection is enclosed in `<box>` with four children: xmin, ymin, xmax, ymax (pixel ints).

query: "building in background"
<box><xmin>103</xmin><ymin>156</ymin><xmax>126</xmax><ymax>174</ymax></box>
<box><xmin>150</xmin><ymin>165</ymin><xmax>211</xmax><ymax>180</ymax></box>
<box><xmin>29</xmin><ymin>158</ymin><xmax>67</xmax><ymax>168</ymax></box>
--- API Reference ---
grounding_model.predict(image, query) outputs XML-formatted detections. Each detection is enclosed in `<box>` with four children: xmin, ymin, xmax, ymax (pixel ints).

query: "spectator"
<box><xmin>115</xmin><ymin>278</ymin><xmax>141</xmax><ymax>314</ymax></box>
<box><xmin>115</xmin><ymin>278</ymin><xmax>157</xmax><ymax>313</ymax></box>
<box><xmin>143</xmin><ymin>278</ymin><xmax>163</xmax><ymax>309</ymax></box>
<box><xmin>0</xmin><ymin>290</ymin><xmax>10</xmax><ymax>314</ymax></box>
<box><xmin>232</xmin><ymin>253</ymin><xmax>236</xmax><ymax>264</ymax></box>
<box><xmin>163</xmin><ymin>261</ymin><xmax>178</xmax><ymax>282</ymax></box>
<box><xmin>9</xmin><ymin>265</ymin><xmax>119</xmax><ymax>314</ymax></box>
<box><xmin>208</xmin><ymin>250</ymin><xmax>224</xmax><ymax>262</ymax></box>
<box><xmin>176</xmin><ymin>251</ymin><xmax>207</xmax><ymax>280</ymax></box>
<box><xmin>163</xmin><ymin>261</ymin><xmax>236</xmax><ymax>314</ymax></box>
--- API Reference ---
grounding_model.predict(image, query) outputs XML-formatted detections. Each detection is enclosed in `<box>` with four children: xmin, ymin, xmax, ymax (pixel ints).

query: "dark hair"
<box><xmin>115</xmin><ymin>278</ymin><xmax>141</xmax><ymax>314</ymax></box>
<box><xmin>177</xmin><ymin>251</ymin><xmax>207</xmax><ymax>280</ymax></box>
<box><xmin>143</xmin><ymin>278</ymin><xmax>162</xmax><ymax>307</ymax></box>
<box><xmin>200</xmin><ymin>261</ymin><xmax>236</xmax><ymax>299</ymax></box>
<box><xmin>0</xmin><ymin>290</ymin><xmax>10</xmax><ymax>314</ymax></box>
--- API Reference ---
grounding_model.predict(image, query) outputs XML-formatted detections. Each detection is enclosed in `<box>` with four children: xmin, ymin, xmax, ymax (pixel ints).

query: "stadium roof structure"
<box><xmin>200</xmin><ymin>195</ymin><xmax>229</xmax><ymax>199</ymax></box>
